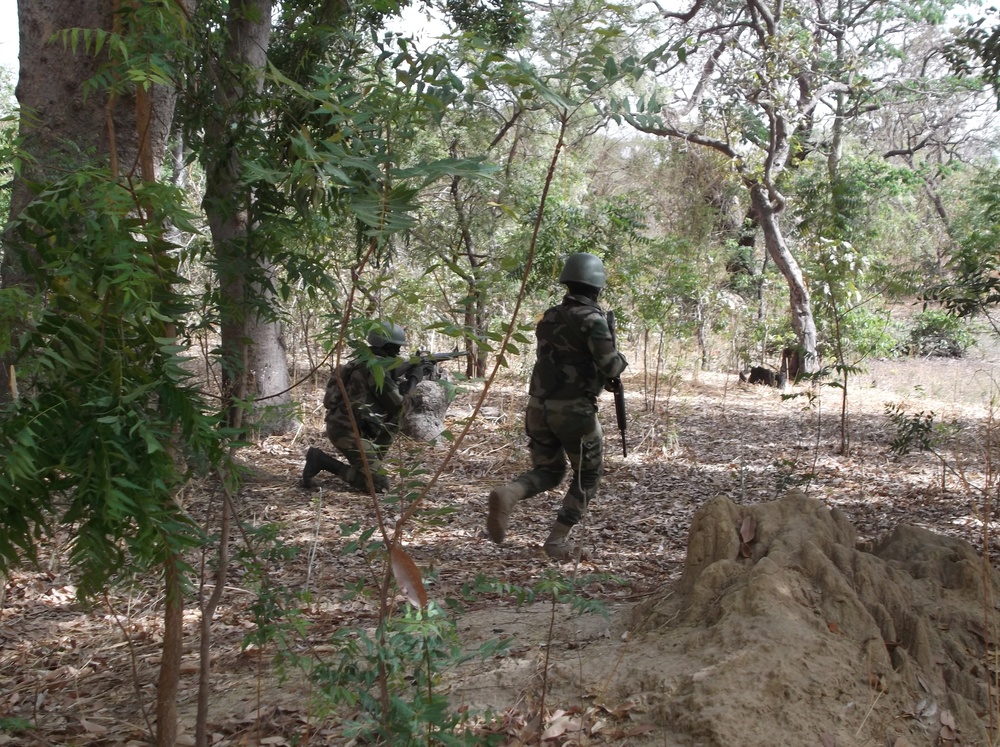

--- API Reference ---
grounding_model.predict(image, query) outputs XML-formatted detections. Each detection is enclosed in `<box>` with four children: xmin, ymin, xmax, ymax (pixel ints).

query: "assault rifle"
<box><xmin>396</xmin><ymin>350</ymin><xmax>469</xmax><ymax>395</ymax></box>
<box><xmin>606</xmin><ymin>311</ymin><xmax>627</xmax><ymax>457</ymax></box>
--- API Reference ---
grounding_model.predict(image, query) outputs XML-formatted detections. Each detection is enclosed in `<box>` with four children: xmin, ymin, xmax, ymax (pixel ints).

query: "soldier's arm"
<box><xmin>373</xmin><ymin>360</ymin><xmax>405</xmax><ymax>413</ymax></box>
<box><xmin>585</xmin><ymin>310</ymin><xmax>628</xmax><ymax>379</ymax></box>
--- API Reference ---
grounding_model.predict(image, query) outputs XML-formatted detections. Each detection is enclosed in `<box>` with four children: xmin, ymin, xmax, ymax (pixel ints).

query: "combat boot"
<box><xmin>301</xmin><ymin>447</ymin><xmax>323</xmax><ymax>488</ymax></box>
<box><xmin>486</xmin><ymin>483</ymin><xmax>527</xmax><ymax>543</ymax></box>
<box><xmin>543</xmin><ymin>521</ymin><xmax>578</xmax><ymax>560</ymax></box>
<box><xmin>301</xmin><ymin>447</ymin><xmax>348</xmax><ymax>488</ymax></box>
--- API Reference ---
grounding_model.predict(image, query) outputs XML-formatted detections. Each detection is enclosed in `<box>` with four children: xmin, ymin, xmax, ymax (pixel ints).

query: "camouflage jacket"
<box><xmin>324</xmin><ymin>356</ymin><xmax>405</xmax><ymax>439</ymax></box>
<box><xmin>528</xmin><ymin>294</ymin><xmax>628</xmax><ymax>401</ymax></box>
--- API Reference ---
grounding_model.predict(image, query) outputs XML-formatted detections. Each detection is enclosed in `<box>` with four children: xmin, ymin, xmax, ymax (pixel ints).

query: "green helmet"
<box><xmin>558</xmin><ymin>252</ymin><xmax>606</xmax><ymax>289</ymax></box>
<box><xmin>367</xmin><ymin>321</ymin><xmax>407</xmax><ymax>349</ymax></box>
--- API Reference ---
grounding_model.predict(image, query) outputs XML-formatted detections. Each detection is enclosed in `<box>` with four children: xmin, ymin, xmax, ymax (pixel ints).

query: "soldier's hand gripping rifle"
<box><xmin>396</xmin><ymin>350</ymin><xmax>470</xmax><ymax>395</ymax></box>
<box><xmin>606</xmin><ymin>311</ymin><xmax>628</xmax><ymax>457</ymax></box>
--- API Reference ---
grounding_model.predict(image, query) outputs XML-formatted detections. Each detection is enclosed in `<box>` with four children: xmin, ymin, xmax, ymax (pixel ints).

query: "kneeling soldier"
<box><xmin>302</xmin><ymin>321</ymin><xmax>406</xmax><ymax>494</ymax></box>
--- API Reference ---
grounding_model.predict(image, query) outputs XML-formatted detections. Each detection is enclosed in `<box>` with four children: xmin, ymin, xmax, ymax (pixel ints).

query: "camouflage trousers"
<box><xmin>508</xmin><ymin>396</ymin><xmax>603</xmax><ymax>526</ymax></box>
<box><xmin>326</xmin><ymin>426</ymin><xmax>395</xmax><ymax>493</ymax></box>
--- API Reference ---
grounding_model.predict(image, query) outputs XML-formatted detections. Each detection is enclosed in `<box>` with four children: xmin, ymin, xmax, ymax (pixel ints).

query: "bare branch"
<box><xmin>681</xmin><ymin>36</ymin><xmax>730</xmax><ymax>116</ymax></box>
<box><xmin>621</xmin><ymin>111</ymin><xmax>741</xmax><ymax>162</ymax></box>
<box><xmin>650</xmin><ymin>0</ymin><xmax>707</xmax><ymax>23</ymax></box>
<box><xmin>800</xmin><ymin>81</ymin><xmax>851</xmax><ymax>116</ymax></box>
<box><xmin>746</xmin><ymin>0</ymin><xmax>776</xmax><ymax>39</ymax></box>
<box><xmin>882</xmin><ymin>133</ymin><xmax>933</xmax><ymax>159</ymax></box>
<box><xmin>489</xmin><ymin>108</ymin><xmax>523</xmax><ymax>149</ymax></box>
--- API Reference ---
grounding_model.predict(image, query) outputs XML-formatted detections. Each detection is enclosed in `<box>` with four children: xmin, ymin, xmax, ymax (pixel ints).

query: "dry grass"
<box><xmin>858</xmin><ymin>333</ymin><xmax>1000</xmax><ymax>411</ymax></box>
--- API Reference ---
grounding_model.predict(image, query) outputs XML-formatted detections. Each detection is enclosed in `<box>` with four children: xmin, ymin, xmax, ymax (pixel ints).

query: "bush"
<box><xmin>904</xmin><ymin>310</ymin><xmax>975</xmax><ymax>358</ymax></box>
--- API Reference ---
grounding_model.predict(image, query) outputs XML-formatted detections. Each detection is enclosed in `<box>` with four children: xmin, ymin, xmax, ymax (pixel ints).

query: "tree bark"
<box><xmin>157</xmin><ymin>553</ymin><xmax>184</xmax><ymax>747</ymax></box>
<box><xmin>196</xmin><ymin>486</ymin><xmax>232</xmax><ymax>747</ymax></box>
<box><xmin>750</xmin><ymin>185</ymin><xmax>818</xmax><ymax>373</ymax></box>
<box><xmin>2</xmin><ymin>0</ymin><xmax>173</xmax><ymax>401</ymax></box>
<box><xmin>6</xmin><ymin>9</ymin><xmax>191</xmax><ymax>745</ymax></box>
<box><xmin>449</xmin><ymin>168</ymin><xmax>489</xmax><ymax>377</ymax></box>
<box><xmin>247</xmin><ymin>259</ymin><xmax>296</xmax><ymax>435</ymax></box>
<box><xmin>0</xmin><ymin>0</ymin><xmax>125</xmax><ymax>402</ymax></box>
<box><xmin>201</xmin><ymin>0</ymin><xmax>293</xmax><ymax>435</ymax></box>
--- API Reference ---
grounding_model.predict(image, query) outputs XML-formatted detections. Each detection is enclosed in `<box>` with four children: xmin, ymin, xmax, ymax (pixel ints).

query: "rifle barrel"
<box><xmin>607</xmin><ymin>311</ymin><xmax>628</xmax><ymax>458</ymax></box>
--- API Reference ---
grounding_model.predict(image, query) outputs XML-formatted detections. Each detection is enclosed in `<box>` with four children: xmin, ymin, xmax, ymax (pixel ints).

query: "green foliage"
<box><xmin>949</xmin><ymin>8</ymin><xmax>1000</xmax><ymax>105</ymax></box>
<box><xmin>903</xmin><ymin>309</ymin><xmax>975</xmax><ymax>358</ymax></box>
<box><xmin>238</xmin><ymin>521</ymin><xmax>511</xmax><ymax>744</ymax></box>
<box><xmin>245</xmin><ymin>32</ymin><xmax>486</xmax><ymax>241</ymax></box>
<box><xmin>622</xmin><ymin>235</ymin><xmax>705</xmax><ymax>338</ymax></box>
<box><xmin>447</xmin><ymin>0</ymin><xmax>528</xmax><ymax>49</ymax></box>
<box><xmin>838</xmin><ymin>307</ymin><xmax>899</xmax><ymax>359</ymax></box>
<box><xmin>238</xmin><ymin>509</ymin><xmax>619</xmax><ymax>745</ymax></box>
<box><xmin>886</xmin><ymin>403</ymin><xmax>938</xmax><ymax>454</ymax></box>
<box><xmin>528</xmin><ymin>189</ymin><xmax>711</xmax><ymax>343</ymax></box>
<box><xmin>58</xmin><ymin>0</ymin><xmax>194</xmax><ymax>99</ymax></box>
<box><xmin>793</xmin><ymin>156</ymin><xmax>920</xmax><ymax>249</ymax></box>
<box><xmin>528</xmin><ymin>196</ymin><xmax>650</xmax><ymax>297</ymax></box>
<box><xmin>313</xmin><ymin>604</ymin><xmax>501</xmax><ymax>746</ymax></box>
<box><xmin>0</xmin><ymin>167</ymin><xmax>229</xmax><ymax>596</ymax></box>
<box><xmin>803</xmin><ymin>238</ymin><xmax>897</xmax><ymax>360</ymax></box>
<box><xmin>723</xmin><ymin>242</ymin><xmax>760</xmax><ymax>299</ymax></box>
<box><xmin>0</xmin><ymin>717</ymin><xmax>32</xmax><ymax>734</ymax></box>
<box><xmin>245</xmin><ymin>579</ymin><xmax>310</xmax><ymax>654</ymax></box>
<box><xmin>933</xmin><ymin>166</ymin><xmax>1000</xmax><ymax>322</ymax></box>
<box><xmin>534</xmin><ymin>568</ymin><xmax>614</xmax><ymax>617</ymax></box>
<box><xmin>0</xmin><ymin>287</ymin><xmax>33</xmax><ymax>359</ymax></box>
<box><xmin>461</xmin><ymin>573</ymin><xmax>537</xmax><ymax>607</ymax></box>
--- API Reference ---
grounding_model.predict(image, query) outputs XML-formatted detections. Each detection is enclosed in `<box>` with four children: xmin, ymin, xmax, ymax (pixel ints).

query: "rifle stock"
<box><xmin>606</xmin><ymin>311</ymin><xmax>628</xmax><ymax>457</ymax></box>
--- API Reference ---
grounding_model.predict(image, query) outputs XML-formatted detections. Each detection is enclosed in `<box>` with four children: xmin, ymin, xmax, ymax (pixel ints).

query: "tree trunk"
<box><xmin>157</xmin><ymin>553</ymin><xmax>184</xmax><ymax>747</ymax></box>
<box><xmin>750</xmin><ymin>185</ymin><xmax>818</xmax><ymax>373</ymax></box>
<box><xmin>449</xmin><ymin>164</ymin><xmax>490</xmax><ymax>378</ymax></box>
<box><xmin>6</xmin><ymin>8</ymin><xmax>191</xmax><ymax>743</ymax></box>
<box><xmin>1</xmin><ymin>0</ymin><xmax>176</xmax><ymax>401</ymax></box>
<box><xmin>247</xmin><ymin>259</ymin><xmax>296</xmax><ymax>435</ymax></box>
<box><xmin>202</xmin><ymin>0</ymin><xmax>284</xmax><ymax>433</ymax></box>
<box><xmin>196</xmin><ymin>487</ymin><xmax>232</xmax><ymax>747</ymax></box>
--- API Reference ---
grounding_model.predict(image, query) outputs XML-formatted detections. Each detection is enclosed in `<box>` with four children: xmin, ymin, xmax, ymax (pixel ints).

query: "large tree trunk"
<box><xmin>1</xmin><ymin>0</ymin><xmax>175</xmax><ymax>401</ymax></box>
<box><xmin>5</xmin><ymin>4</ymin><xmax>188</xmax><ymax>745</ymax></box>
<box><xmin>247</xmin><ymin>260</ymin><xmax>296</xmax><ymax>435</ymax></box>
<box><xmin>202</xmin><ymin>0</ymin><xmax>293</xmax><ymax>435</ymax></box>
<box><xmin>750</xmin><ymin>185</ymin><xmax>818</xmax><ymax>373</ymax></box>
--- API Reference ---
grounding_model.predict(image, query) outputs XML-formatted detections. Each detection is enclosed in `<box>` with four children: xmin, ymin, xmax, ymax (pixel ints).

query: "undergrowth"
<box><xmin>238</xmin><ymin>514</ymin><xmax>616</xmax><ymax>745</ymax></box>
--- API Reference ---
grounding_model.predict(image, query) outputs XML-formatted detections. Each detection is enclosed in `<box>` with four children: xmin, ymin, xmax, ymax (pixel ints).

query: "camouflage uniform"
<box><xmin>326</xmin><ymin>356</ymin><xmax>404</xmax><ymax>492</ymax></box>
<box><xmin>505</xmin><ymin>293</ymin><xmax>628</xmax><ymax>526</ymax></box>
<box><xmin>302</xmin><ymin>356</ymin><xmax>404</xmax><ymax>493</ymax></box>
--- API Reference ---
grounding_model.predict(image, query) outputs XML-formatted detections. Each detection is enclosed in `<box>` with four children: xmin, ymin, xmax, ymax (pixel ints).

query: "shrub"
<box><xmin>904</xmin><ymin>310</ymin><xmax>975</xmax><ymax>358</ymax></box>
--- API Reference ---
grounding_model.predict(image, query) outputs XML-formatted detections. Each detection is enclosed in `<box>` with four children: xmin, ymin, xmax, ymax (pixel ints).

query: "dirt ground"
<box><xmin>2</xmin><ymin>351</ymin><xmax>1000</xmax><ymax>746</ymax></box>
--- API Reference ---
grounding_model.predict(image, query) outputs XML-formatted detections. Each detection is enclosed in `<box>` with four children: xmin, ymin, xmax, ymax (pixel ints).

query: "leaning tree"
<box><xmin>613</xmin><ymin>0</ymin><xmax>973</xmax><ymax>373</ymax></box>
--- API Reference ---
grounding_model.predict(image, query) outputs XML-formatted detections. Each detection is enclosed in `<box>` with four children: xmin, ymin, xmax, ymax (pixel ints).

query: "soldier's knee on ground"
<box><xmin>343</xmin><ymin>466</ymin><xmax>390</xmax><ymax>494</ymax></box>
